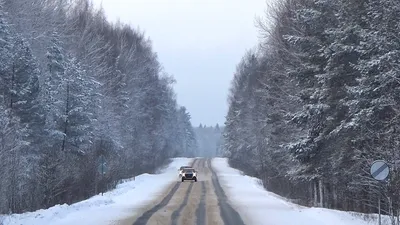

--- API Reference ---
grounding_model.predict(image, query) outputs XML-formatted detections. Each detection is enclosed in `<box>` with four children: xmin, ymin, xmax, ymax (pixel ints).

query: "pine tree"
<box><xmin>0</xmin><ymin>9</ymin><xmax>45</xmax><ymax>213</ymax></box>
<box><xmin>64</xmin><ymin>57</ymin><xmax>99</xmax><ymax>152</ymax></box>
<box><xmin>42</xmin><ymin>32</ymin><xmax>67</xmax><ymax>148</ymax></box>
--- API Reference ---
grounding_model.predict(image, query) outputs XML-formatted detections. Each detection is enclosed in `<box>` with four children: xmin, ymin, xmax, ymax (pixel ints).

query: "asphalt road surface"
<box><xmin>116</xmin><ymin>158</ymin><xmax>246</xmax><ymax>225</ymax></box>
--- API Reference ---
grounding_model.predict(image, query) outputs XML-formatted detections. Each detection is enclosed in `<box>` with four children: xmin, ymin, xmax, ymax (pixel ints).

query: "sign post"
<box><xmin>98</xmin><ymin>154</ymin><xmax>108</xmax><ymax>196</ymax></box>
<box><xmin>370</xmin><ymin>160</ymin><xmax>390</xmax><ymax>225</ymax></box>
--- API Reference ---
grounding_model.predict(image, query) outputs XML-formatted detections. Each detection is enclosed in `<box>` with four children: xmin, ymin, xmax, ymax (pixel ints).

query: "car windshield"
<box><xmin>183</xmin><ymin>169</ymin><xmax>194</xmax><ymax>173</ymax></box>
<box><xmin>180</xmin><ymin>166</ymin><xmax>191</xmax><ymax>170</ymax></box>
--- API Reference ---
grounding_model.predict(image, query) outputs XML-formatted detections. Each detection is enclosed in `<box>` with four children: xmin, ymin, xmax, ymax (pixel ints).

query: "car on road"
<box><xmin>179</xmin><ymin>166</ymin><xmax>192</xmax><ymax>178</ymax></box>
<box><xmin>181</xmin><ymin>168</ymin><xmax>197</xmax><ymax>182</ymax></box>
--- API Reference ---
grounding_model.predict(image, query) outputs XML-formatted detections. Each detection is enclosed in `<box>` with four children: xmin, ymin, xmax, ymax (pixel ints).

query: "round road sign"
<box><xmin>370</xmin><ymin>160</ymin><xmax>390</xmax><ymax>181</ymax></box>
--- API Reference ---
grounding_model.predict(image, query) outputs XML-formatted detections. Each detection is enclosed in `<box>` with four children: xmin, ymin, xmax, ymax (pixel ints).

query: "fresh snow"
<box><xmin>211</xmin><ymin>157</ymin><xmax>389</xmax><ymax>225</ymax></box>
<box><xmin>1</xmin><ymin>157</ymin><xmax>193</xmax><ymax>225</ymax></box>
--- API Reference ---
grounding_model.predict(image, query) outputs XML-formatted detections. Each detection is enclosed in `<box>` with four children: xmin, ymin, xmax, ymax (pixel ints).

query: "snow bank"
<box><xmin>2</xmin><ymin>157</ymin><xmax>193</xmax><ymax>225</ymax></box>
<box><xmin>211</xmin><ymin>157</ymin><xmax>389</xmax><ymax>225</ymax></box>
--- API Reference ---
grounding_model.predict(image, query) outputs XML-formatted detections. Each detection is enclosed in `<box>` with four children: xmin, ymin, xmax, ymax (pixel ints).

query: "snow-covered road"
<box><xmin>114</xmin><ymin>158</ymin><xmax>243</xmax><ymax>225</ymax></box>
<box><xmin>1</xmin><ymin>157</ymin><xmax>386</xmax><ymax>225</ymax></box>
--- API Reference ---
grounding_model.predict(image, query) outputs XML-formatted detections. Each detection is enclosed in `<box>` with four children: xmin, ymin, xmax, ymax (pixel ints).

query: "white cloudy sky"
<box><xmin>91</xmin><ymin>0</ymin><xmax>270</xmax><ymax>126</ymax></box>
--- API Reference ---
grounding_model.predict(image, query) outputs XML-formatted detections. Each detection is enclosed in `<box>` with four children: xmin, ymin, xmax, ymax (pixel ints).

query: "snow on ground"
<box><xmin>1</xmin><ymin>157</ymin><xmax>193</xmax><ymax>225</ymax></box>
<box><xmin>211</xmin><ymin>157</ymin><xmax>390</xmax><ymax>225</ymax></box>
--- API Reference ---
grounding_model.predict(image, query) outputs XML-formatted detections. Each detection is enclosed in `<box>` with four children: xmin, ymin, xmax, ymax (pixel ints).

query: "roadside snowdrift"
<box><xmin>211</xmin><ymin>157</ymin><xmax>388</xmax><ymax>225</ymax></box>
<box><xmin>2</xmin><ymin>157</ymin><xmax>193</xmax><ymax>225</ymax></box>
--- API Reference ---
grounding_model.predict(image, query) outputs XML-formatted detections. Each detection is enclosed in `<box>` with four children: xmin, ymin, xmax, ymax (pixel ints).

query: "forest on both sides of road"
<box><xmin>223</xmin><ymin>0</ymin><xmax>400</xmax><ymax>222</ymax></box>
<box><xmin>0</xmin><ymin>0</ymin><xmax>197</xmax><ymax>215</ymax></box>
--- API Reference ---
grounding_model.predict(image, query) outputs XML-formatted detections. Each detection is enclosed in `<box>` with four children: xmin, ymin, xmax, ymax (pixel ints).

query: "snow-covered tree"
<box><xmin>0</xmin><ymin>0</ymin><xmax>197</xmax><ymax>213</ymax></box>
<box><xmin>224</xmin><ymin>0</ymin><xmax>400</xmax><ymax>215</ymax></box>
<box><xmin>0</xmin><ymin>8</ymin><xmax>45</xmax><ymax>212</ymax></box>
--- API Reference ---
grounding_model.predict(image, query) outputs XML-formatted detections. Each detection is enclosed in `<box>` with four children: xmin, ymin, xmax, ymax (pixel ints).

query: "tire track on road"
<box><xmin>193</xmin><ymin>159</ymin><xmax>201</xmax><ymax>170</ymax></box>
<box><xmin>205</xmin><ymin>176</ymin><xmax>224</xmax><ymax>225</ymax></box>
<box><xmin>131</xmin><ymin>182</ymin><xmax>181</xmax><ymax>225</ymax></box>
<box><xmin>131</xmin><ymin>159</ymin><xmax>198</xmax><ymax>225</ymax></box>
<box><xmin>208</xmin><ymin>159</ymin><xmax>245</xmax><ymax>225</ymax></box>
<box><xmin>171</xmin><ymin>182</ymin><xmax>194</xmax><ymax>225</ymax></box>
<box><xmin>195</xmin><ymin>181</ymin><xmax>206</xmax><ymax>225</ymax></box>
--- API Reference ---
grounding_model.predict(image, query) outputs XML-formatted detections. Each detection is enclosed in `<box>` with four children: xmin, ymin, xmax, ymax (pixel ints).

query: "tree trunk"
<box><xmin>313</xmin><ymin>179</ymin><xmax>318</xmax><ymax>206</ymax></box>
<box><xmin>9</xmin><ymin>143</ymin><xmax>18</xmax><ymax>213</ymax></box>
<box><xmin>10</xmin><ymin>64</ymin><xmax>15</xmax><ymax>108</ymax></box>
<box><xmin>61</xmin><ymin>82</ymin><xmax>70</xmax><ymax>152</ymax></box>
<box><xmin>332</xmin><ymin>184</ymin><xmax>337</xmax><ymax>209</ymax></box>
<box><xmin>319</xmin><ymin>179</ymin><xmax>324</xmax><ymax>207</ymax></box>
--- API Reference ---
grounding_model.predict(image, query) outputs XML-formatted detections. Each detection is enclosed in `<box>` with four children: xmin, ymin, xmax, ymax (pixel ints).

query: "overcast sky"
<box><xmin>91</xmin><ymin>0</ymin><xmax>269</xmax><ymax>126</ymax></box>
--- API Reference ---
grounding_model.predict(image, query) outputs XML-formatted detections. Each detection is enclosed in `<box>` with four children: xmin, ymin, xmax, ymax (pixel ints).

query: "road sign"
<box><xmin>98</xmin><ymin>154</ymin><xmax>108</xmax><ymax>175</ymax></box>
<box><xmin>370</xmin><ymin>160</ymin><xmax>390</xmax><ymax>225</ymax></box>
<box><xmin>98</xmin><ymin>163</ymin><xmax>108</xmax><ymax>175</ymax></box>
<box><xmin>370</xmin><ymin>160</ymin><xmax>390</xmax><ymax>181</ymax></box>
